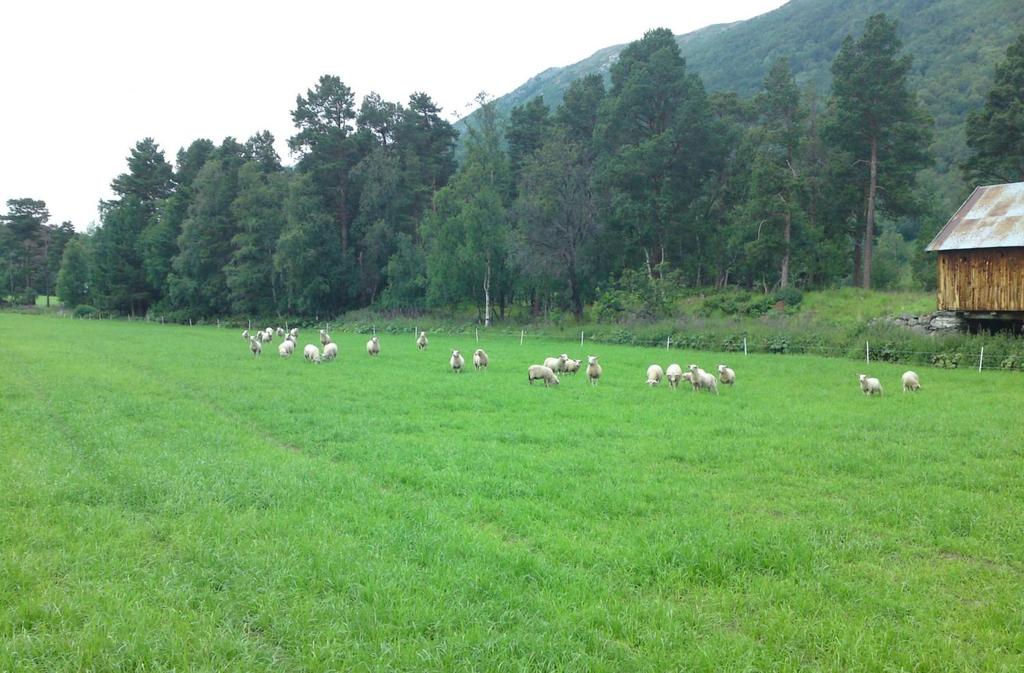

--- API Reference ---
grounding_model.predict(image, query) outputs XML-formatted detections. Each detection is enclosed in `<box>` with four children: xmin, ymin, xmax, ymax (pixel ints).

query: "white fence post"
<box><xmin>979</xmin><ymin>346</ymin><xmax>984</xmax><ymax>372</ymax></box>
<box><xmin>580</xmin><ymin>331</ymin><xmax>584</xmax><ymax>347</ymax></box>
<box><xmin>666</xmin><ymin>336</ymin><xmax>671</xmax><ymax>350</ymax></box>
<box><xmin>743</xmin><ymin>337</ymin><xmax>747</xmax><ymax>356</ymax></box>
<box><xmin>520</xmin><ymin>330</ymin><xmax>524</xmax><ymax>346</ymax></box>
<box><xmin>866</xmin><ymin>341</ymin><xmax>870</xmax><ymax>364</ymax></box>
<box><xmin>476</xmin><ymin>328</ymin><xmax>479</xmax><ymax>342</ymax></box>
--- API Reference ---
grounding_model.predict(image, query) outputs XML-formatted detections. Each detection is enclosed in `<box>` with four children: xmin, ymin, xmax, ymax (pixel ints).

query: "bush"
<box><xmin>73</xmin><ymin>304</ymin><xmax>98</xmax><ymax>318</ymax></box>
<box><xmin>772</xmin><ymin>287</ymin><xmax>803</xmax><ymax>308</ymax></box>
<box><xmin>19</xmin><ymin>287</ymin><xmax>38</xmax><ymax>306</ymax></box>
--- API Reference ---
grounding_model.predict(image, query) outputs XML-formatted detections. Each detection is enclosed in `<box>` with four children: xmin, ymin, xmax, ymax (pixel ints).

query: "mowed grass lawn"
<box><xmin>1</xmin><ymin>314</ymin><xmax>1022</xmax><ymax>672</ymax></box>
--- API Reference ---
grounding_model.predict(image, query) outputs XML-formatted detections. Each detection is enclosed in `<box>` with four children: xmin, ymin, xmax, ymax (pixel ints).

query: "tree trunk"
<box><xmin>568</xmin><ymin>258</ymin><xmax>582</xmax><ymax>320</ymax></box>
<box><xmin>863</xmin><ymin>136</ymin><xmax>878</xmax><ymax>290</ymax></box>
<box><xmin>483</xmin><ymin>258</ymin><xmax>492</xmax><ymax>327</ymax></box>
<box><xmin>852</xmin><ymin>238</ymin><xmax>863</xmax><ymax>287</ymax></box>
<box><xmin>780</xmin><ymin>209</ymin><xmax>791</xmax><ymax>289</ymax></box>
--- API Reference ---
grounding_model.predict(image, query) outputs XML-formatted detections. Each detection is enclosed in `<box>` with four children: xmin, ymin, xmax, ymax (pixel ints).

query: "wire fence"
<box><xmin>49</xmin><ymin>310</ymin><xmax>1023</xmax><ymax>373</ymax></box>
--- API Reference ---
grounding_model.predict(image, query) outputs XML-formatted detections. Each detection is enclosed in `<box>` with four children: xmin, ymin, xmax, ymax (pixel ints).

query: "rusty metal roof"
<box><xmin>926</xmin><ymin>182</ymin><xmax>1024</xmax><ymax>251</ymax></box>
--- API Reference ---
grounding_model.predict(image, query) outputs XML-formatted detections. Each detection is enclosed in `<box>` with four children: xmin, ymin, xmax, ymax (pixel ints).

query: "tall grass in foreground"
<box><xmin>1</xmin><ymin>314</ymin><xmax>1022</xmax><ymax>672</ymax></box>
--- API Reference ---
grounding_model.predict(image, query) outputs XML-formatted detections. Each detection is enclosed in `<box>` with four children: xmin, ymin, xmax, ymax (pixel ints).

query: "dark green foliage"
<box><xmin>56</xmin><ymin>236</ymin><xmax>92</xmax><ymax>307</ymax></box>
<box><xmin>507</xmin><ymin>96</ymin><xmax>550</xmax><ymax>179</ymax></box>
<box><xmin>963</xmin><ymin>34</ymin><xmax>1024</xmax><ymax>184</ymax></box>
<box><xmin>824</xmin><ymin>14</ymin><xmax>932</xmax><ymax>289</ymax></box>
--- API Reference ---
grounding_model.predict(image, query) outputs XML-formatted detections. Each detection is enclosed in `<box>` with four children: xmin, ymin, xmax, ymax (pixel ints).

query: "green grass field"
<box><xmin>2</xmin><ymin>313</ymin><xmax>1022</xmax><ymax>672</ymax></box>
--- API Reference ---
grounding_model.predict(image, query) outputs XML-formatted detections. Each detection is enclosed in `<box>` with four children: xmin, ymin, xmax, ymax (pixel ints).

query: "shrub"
<box><xmin>772</xmin><ymin>287</ymin><xmax>804</xmax><ymax>308</ymax></box>
<box><xmin>19</xmin><ymin>287</ymin><xmax>38</xmax><ymax>306</ymax></box>
<box><xmin>73</xmin><ymin>304</ymin><xmax>98</xmax><ymax>318</ymax></box>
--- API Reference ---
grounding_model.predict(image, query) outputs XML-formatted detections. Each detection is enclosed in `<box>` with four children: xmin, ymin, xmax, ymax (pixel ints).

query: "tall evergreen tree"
<box><xmin>963</xmin><ymin>33</ymin><xmax>1024</xmax><ymax>185</ymax></box>
<box><xmin>824</xmin><ymin>14</ymin><xmax>932</xmax><ymax>288</ymax></box>
<box><xmin>555</xmin><ymin>74</ymin><xmax>605</xmax><ymax>148</ymax></box>
<box><xmin>507</xmin><ymin>97</ymin><xmax>550</xmax><ymax>180</ymax></box>
<box><xmin>0</xmin><ymin>198</ymin><xmax>49</xmax><ymax>297</ymax></box>
<box><xmin>226</xmin><ymin>160</ymin><xmax>288</xmax><ymax>315</ymax></box>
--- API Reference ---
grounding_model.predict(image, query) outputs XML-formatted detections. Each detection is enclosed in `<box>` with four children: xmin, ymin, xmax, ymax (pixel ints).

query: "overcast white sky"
<box><xmin>0</xmin><ymin>0</ymin><xmax>787</xmax><ymax>230</ymax></box>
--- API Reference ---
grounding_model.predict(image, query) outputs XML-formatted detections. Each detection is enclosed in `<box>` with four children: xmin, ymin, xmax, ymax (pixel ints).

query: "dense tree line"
<box><xmin>3</xmin><ymin>17</ymin><xmax>1020</xmax><ymax>321</ymax></box>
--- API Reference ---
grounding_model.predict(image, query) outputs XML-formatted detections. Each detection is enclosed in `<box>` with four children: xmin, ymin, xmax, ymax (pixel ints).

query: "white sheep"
<box><xmin>858</xmin><ymin>374</ymin><xmax>882</xmax><ymax>396</ymax></box>
<box><xmin>319</xmin><ymin>329</ymin><xmax>332</xmax><ymax>346</ymax></box>
<box><xmin>666</xmin><ymin>364</ymin><xmax>684</xmax><ymax>389</ymax></box>
<box><xmin>450</xmin><ymin>349</ymin><xmax>465</xmax><ymax>373</ymax></box>
<box><xmin>543</xmin><ymin>354</ymin><xmax>568</xmax><ymax>373</ymax></box>
<box><xmin>260</xmin><ymin>329</ymin><xmax>273</xmax><ymax>343</ymax></box>
<box><xmin>242</xmin><ymin>329</ymin><xmax>249</xmax><ymax>339</ymax></box>
<box><xmin>249</xmin><ymin>336</ymin><xmax>262</xmax><ymax>357</ymax></box>
<box><xmin>646</xmin><ymin>364</ymin><xmax>664</xmax><ymax>386</ymax></box>
<box><xmin>277</xmin><ymin>341</ymin><xmax>292</xmax><ymax>357</ymax></box>
<box><xmin>367</xmin><ymin>336</ymin><xmax>380</xmax><ymax>357</ymax></box>
<box><xmin>276</xmin><ymin>327</ymin><xmax>285</xmax><ymax>337</ymax></box>
<box><xmin>289</xmin><ymin>327</ymin><xmax>299</xmax><ymax>339</ymax></box>
<box><xmin>473</xmin><ymin>349</ymin><xmax>488</xmax><ymax>371</ymax></box>
<box><xmin>527</xmin><ymin>364</ymin><xmax>560</xmax><ymax>387</ymax></box>
<box><xmin>323</xmin><ymin>342</ymin><xmax>338</xmax><ymax>361</ymax></box>
<box><xmin>717</xmin><ymin>364</ymin><xmax>736</xmax><ymax>386</ymax></box>
<box><xmin>688</xmin><ymin>364</ymin><xmax>718</xmax><ymax>394</ymax></box>
<box><xmin>304</xmin><ymin>344</ymin><xmax>321</xmax><ymax>364</ymax></box>
<box><xmin>417</xmin><ymin>331</ymin><xmax>428</xmax><ymax>350</ymax></box>
<box><xmin>901</xmin><ymin>371</ymin><xmax>921</xmax><ymax>392</ymax></box>
<box><xmin>563</xmin><ymin>358</ymin><xmax>581</xmax><ymax>374</ymax></box>
<box><xmin>586</xmin><ymin>356</ymin><xmax>602</xmax><ymax>386</ymax></box>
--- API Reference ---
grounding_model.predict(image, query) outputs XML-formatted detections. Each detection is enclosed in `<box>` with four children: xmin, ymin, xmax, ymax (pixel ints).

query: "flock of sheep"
<box><xmin>242</xmin><ymin>327</ymin><xmax>923</xmax><ymax>395</ymax></box>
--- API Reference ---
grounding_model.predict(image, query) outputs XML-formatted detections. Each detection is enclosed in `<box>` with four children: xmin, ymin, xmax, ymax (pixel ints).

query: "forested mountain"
<box><xmin>464</xmin><ymin>0</ymin><xmax>1024</xmax><ymax>208</ymax></box>
<box><xmin>4</xmin><ymin>7</ymin><xmax>1023</xmax><ymax>322</ymax></box>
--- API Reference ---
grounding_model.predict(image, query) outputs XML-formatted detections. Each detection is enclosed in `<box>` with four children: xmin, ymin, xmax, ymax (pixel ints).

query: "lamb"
<box><xmin>527</xmin><ymin>364</ymin><xmax>560</xmax><ymax>387</ymax></box>
<box><xmin>858</xmin><ymin>374</ymin><xmax>882</xmax><ymax>396</ymax></box>
<box><xmin>416</xmin><ymin>331</ymin><xmax>428</xmax><ymax>350</ymax></box>
<box><xmin>366</xmin><ymin>336</ymin><xmax>380</xmax><ymax>357</ymax></box>
<box><xmin>249</xmin><ymin>336</ymin><xmax>262</xmax><ymax>357</ymax></box>
<box><xmin>687</xmin><ymin>364</ymin><xmax>718</xmax><ymax>394</ymax></box>
<box><xmin>717</xmin><ymin>364</ymin><xmax>736</xmax><ymax>386</ymax></box>
<box><xmin>323</xmin><ymin>342</ymin><xmax>338</xmax><ymax>361</ymax></box>
<box><xmin>563</xmin><ymin>358</ymin><xmax>581</xmax><ymax>374</ymax></box>
<box><xmin>543</xmin><ymin>354</ymin><xmax>568</xmax><ymax>373</ymax></box>
<box><xmin>666</xmin><ymin>364</ymin><xmax>684</xmax><ymax>389</ymax></box>
<box><xmin>646</xmin><ymin>364</ymin><xmax>664</xmax><ymax>386</ymax></box>
<box><xmin>586</xmin><ymin>356</ymin><xmax>602</xmax><ymax>386</ymax></box>
<box><xmin>473</xmin><ymin>349</ymin><xmax>489</xmax><ymax>371</ymax></box>
<box><xmin>901</xmin><ymin>370</ymin><xmax>921</xmax><ymax>392</ymax></box>
<box><xmin>319</xmin><ymin>329</ymin><xmax>332</xmax><ymax>346</ymax></box>
<box><xmin>304</xmin><ymin>344</ymin><xmax>321</xmax><ymax>364</ymax></box>
<box><xmin>450</xmin><ymin>349</ymin><xmax>465</xmax><ymax>373</ymax></box>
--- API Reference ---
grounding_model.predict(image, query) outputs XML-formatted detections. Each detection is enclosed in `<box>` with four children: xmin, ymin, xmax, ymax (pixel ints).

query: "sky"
<box><xmin>0</xmin><ymin>0</ymin><xmax>788</xmax><ymax>230</ymax></box>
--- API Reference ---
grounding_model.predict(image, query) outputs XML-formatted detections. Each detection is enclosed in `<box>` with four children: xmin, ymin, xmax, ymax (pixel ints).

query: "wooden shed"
<box><xmin>926</xmin><ymin>182</ymin><xmax>1024</xmax><ymax>318</ymax></box>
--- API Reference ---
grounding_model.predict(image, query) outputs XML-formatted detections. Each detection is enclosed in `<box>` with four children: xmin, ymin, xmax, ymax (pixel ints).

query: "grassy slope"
<box><xmin>1</xmin><ymin>314</ymin><xmax>1022</xmax><ymax>671</ymax></box>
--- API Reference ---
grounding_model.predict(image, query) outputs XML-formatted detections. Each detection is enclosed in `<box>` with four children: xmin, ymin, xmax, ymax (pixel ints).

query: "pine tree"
<box><xmin>963</xmin><ymin>34</ymin><xmax>1024</xmax><ymax>185</ymax></box>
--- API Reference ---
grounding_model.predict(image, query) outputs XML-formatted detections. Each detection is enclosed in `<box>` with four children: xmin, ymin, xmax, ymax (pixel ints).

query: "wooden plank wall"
<box><xmin>937</xmin><ymin>248</ymin><xmax>1024</xmax><ymax>311</ymax></box>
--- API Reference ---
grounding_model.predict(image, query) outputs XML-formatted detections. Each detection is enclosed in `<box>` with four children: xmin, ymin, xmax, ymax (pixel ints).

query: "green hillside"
<box><xmin>461</xmin><ymin>0</ymin><xmax>1024</xmax><ymax>209</ymax></box>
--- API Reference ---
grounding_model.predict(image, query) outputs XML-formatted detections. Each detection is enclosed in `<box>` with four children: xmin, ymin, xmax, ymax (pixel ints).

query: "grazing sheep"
<box><xmin>259</xmin><ymin>329</ymin><xmax>273</xmax><ymax>343</ymax></box>
<box><xmin>473</xmin><ymin>349</ymin><xmax>489</xmax><ymax>371</ymax></box>
<box><xmin>563</xmin><ymin>358</ymin><xmax>581</xmax><ymax>374</ymax></box>
<box><xmin>242</xmin><ymin>329</ymin><xmax>249</xmax><ymax>339</ymax></box>
<box><xmin>527</xmin><ymin>364</ymin><xmax>560</xmax><ymax>387</ymax></box>
<box><xmin>901</xmin><ymin>370</ymin><xmax>921</xmax><ymax>392</ymax></box>
<box><xmin>276</xmin><ymin>327</ymin><xmax>285</xmax><ymax>337</ymax></box>
<box><xmin>687</xmin><ymin>364</ymin><xmax>718</xmax><ymax>394</ymax></box>
<box><xmin>666</xmin><ymin>364</ymin><xmax>684</xmax><ymax>389</ymax></box>
<box><xmin>859</xmin><ymin>374</ymin><xmax>882</xmax><ymax>395</ymax></box>
<box><xmin>717</xmin><ymin>364</ymin><xmax>736</xmax><ymax>386</ymax></box>
<box><xmin>319</xmin><ymin>329</ymin><xmax>332</xmax><ymax>346</ymax></box>
<box><xmin>450</xmin><ymin>349</ymin><xmax>465</xmax><ymax>373</ymax></box>
<box><xmin>289</xmin><ymin>327</ymin><xmax>299</xmax><ymax>339</ymax></box>
<box><xmin>646</xmin><ymin>364</ymin><xmax>664</xmax><ymax>386</ymax></box>
<box><xmin>367</xmin><ymin>336</ymin><xmax>380</xmax><ymax>357</ymax></box>
<box><xmin>280</xmin><ymin>338</ymin><xmax>295</xmax><ymax>355</ymax></box>
<box><xmin>249</xmin><ymin>336</ymin><xmax>262</xmax><ymax>357</ymax></box>
<box><xmin>586</xmin><ymin>356</ymin><xmax>602</xmax><ymax>386</ymax></box>
<box><xmin>417</xmin><ymin>331</ymin><xmax>428</xmax><ymax>350</ymax></box>
<box><xmin>304</xmin><ymin>344</ymin><xmax>321</xmax><ymax>364</ymax></box>
<box><xmin>277</xmin><ymin>341</ymin><xmax>292</xmax><ymax>358</ymax></box>
<box><xmin>543</xmin><ymin>354</ymin><xmax>568</xmax><ymax>373</ymax></box>
<box><xmin>323</xmin><ymin>342</ymin><xmax>338</xmax><ymax>361</ymax></box>
<box><xmin>683</xmin><ymin>372</ymin><xmax>693</xmax><ymax>384</ymax></box>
